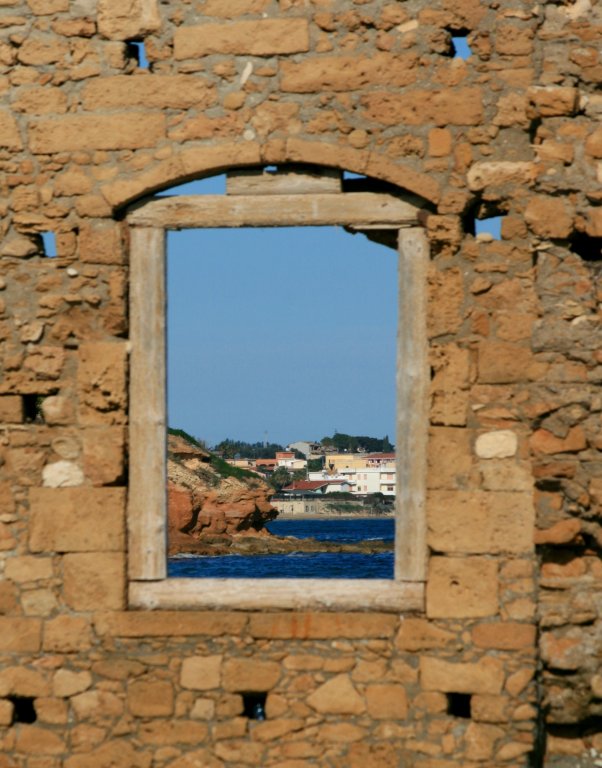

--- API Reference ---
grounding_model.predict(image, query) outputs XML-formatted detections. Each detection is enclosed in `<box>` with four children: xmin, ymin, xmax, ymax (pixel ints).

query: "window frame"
<box><xmin>126</xmin><ymin>182</ymin><xmax>429</xmax><ymax>612</ymax></box>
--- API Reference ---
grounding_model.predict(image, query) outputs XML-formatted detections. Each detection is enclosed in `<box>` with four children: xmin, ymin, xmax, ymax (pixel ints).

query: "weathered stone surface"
<box><xmin>472</xmin><ymin>622</ymin><xmax>536</xmax><ymax>650</ymax></box>
<box><xmin>427</xmin><ymin>557</ymin><xmax>498</xmax><ymax>618</ymax></box>
<box><xmin>307</xmin><ymin>674</ymin><xmax>365</xmax><ymax>715</ymax></box>
<box><xmin>174</xmin><ymin>19</ymin><xmax>309</xmax><ymax>58</ymax></box>
<box><xmin>222</xmin><ymin>659</ymin><xmax>280</xmax><ymax>692</ymax></box>
<box><xmin>467</xmin><ymin>161</ymin><xmax>535</xmax><ymax>191</ymax></box>
<box><xmin>524</xmin><ymin>196</ymin><xmax>574</xmax><ymax>239</ymax></box>
<box><xmin>395</xmin><ymin>618</ymin><xmax>456</xmax><ymax>651</ymax></box>
<box><xmin>475</xmin><ymin>430</ymin><xmax>518</xmax><ymax>459</ymax></box>
<box><xmin>0</xmin><ymin>617</ymin><xmax>41</xmax><ymax>652</ymax></box>
<box><xmin>53</xmin><ymin>669</ymin><xmax>93</xmax><ymax>698</ymax></box>
<box><xmin>528</xmin><ymin>86</ymin><xmax>579</xmax><ymax>117</ymax></box>
<box><xmin>29</xmin><ymin>488</ymin><xmax>125</xmax><ymax>552</ymax></box>
<box><xmin>420</xmin><ymin>656</ymin><xmax>505</xmax><ymax>694</ymax></box>
<box><xmin>281</xmin><ymin>53</ymin><xmax>418</xmax><ymax>92</ymax></box>
<box><xmin>82</xmin><ymin>76</ymin><xmax>215</xmax><ymax>111</ymax></box>
<box><xmin>361</xmin><ymin>88</ymin><xmax>484</xmax><ymax>126</ymax></box>
<box><xmin>42</xmin><ymin>460</ymin><xmax>84</xmax><ymax>488</ymax></box>
<box><xmin>180</xmin><ymin>656</ymin><xmax>222</xmax><ymax>691</ymax></box>
<box><xmin>97</xmin><ymin>0</ymin><xmax>161</xmax><ymax>40</ymax></box>
<box><xmin>62</xmin><ymin>552</ymin><xmax>125</xmax><ymax>610</ymax></box>
<box><xmin>427</xmin><ymin>490</ymin><xmax>534</xmax><ymax>554</ymax></box>
<box><xmin>365</xmin><ymin>684</ymin><xmax>408</xmax><ymax>719</ymax></box>
<box><xmin>127</xmin><ymin>679</ymin><xmax>174</xmax><ymax>717</ymax></box>
<box><xmin>530</xmin><ymin>427</ymin><xmax>587</xmax><ymax>455</ymax></box>
<box><xmin>29</xmin><ymin>114</ymin><xmax>166</xmax><ymax>153</ymax></box>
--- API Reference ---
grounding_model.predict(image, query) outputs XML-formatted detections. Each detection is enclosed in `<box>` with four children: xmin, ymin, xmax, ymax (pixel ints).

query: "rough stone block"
<box><xmin>426</xmin><ymin>557</ymin><xmax>498</xmax><ymax>618</ymax></box>
<box><xmin>427</xmin><ymin>427</ymin><xmax>473</xmax><ymax>489</ymax></box>
<box><xmin>5</xmin><ymin>555</ymin><xmax>53</xmax><ymax>583</ymax></box>
<box><xmin>77</xmin><ymin>342</ymin><xmax>127</xmax><ymax>424</ymax></box>
<box><xmin>127</xmin><ymin>679</ymin><xmax>174</xmax><ymax>717</ymax></box>
<box><xmin>180</xmin><ymin>656</ymin><xmax>222</xmax><ymax>691</ymax></box>
<box><xmin>280</xmin><ymin>52</ymin><xmax>418</xmax><ymax>92</ymax></box>
<box><xmin>222</xmin><ymin>659</ymin><xmax>280</xmax><ymax>692</ymax></box>
<box><xmin>0</xmin><ymin>395</ymin><xmax>23</xmax><ymax>423</ymax></box>
<box><xmin>361</xmin><ymin>87</ymin><xmax>484</xmax><ymax>127</ymax></box>
<box><xmin>524</xmin><ymin>195</ymin><xmax>574</xmax><ymax>239</ymax></box>
<box><xmin>82</xmin><ymin>427</ymin><xmax>125</xmax><ymax>486</ymax></box>
<box><xmin>82</xmin><ymin>75</ymin><xmax>215</xmax><ymax>111</ymax></box>
<box><xmin>365</xmin><ymin>684</ymin><xmax>408</xmax><ymax>719</ymax></box>
<box><xmin>62</xmin><ymin>552</ymin><xmax>125</xmax><ymax>610</ymax></box>
<box><xmin>530</xmin><ymin>427</ymin><xmax>587</xmax><ymax>455</ymax></box>
<box><xmin>97</xmin><ymin>0</ymin><xmax>161</xmax><ymax>40</ymax></box>
<box><xmin>0</xmin><ymin>109</ymin><xmax>23</xmax><ymax>150</ymax></box>
<box><xmin>307</xmin><ymin>674</ymin><xmax>365</xmax><ymax>715</ymax></box>
<box><xmin>478</xmin><ymin>341</ymin><xmax>534</xmax><ymax>384</ymax></box>
<box><xmin>475</xmin><ymin>430</ymin><xmax>518</xmax><ymax>459</ymax></box>
<box><xmin>427</xmin><ymin>490</ymin><xmax>534</xmax><ymax>554</ymax></box>
<box><xmin>175</xmin><ymin>19</ymin><xmax>309</xmax><ymax>58</ymax></box>
<box><xmin>395</xmin><ymin>618</ymin><xmax>456</xmax><ymax>651</ymax></box>
<box><xmin>472</xmin><ymin>622</ymin><xmax>536</xmax><ymax>650</ymax></box>
<box><xmin>93</xmin><ymin>611</ymin><xmax>246</xmax><ymax>637</ymax></box>
<box><xmin>29</xmin><ymin>488</ymin><xmax>125</xmax><ymax>553</ymax></box>
<box><xmin>467</xmin><ymin>161</ymin><xmax>535</xmax><ymax>191</ymax></box>
<box><xmin>14</xmin><ymin>724</ymin><xmax>66</xmax><ymax>755</ymax></box>
<box><xmin>248</xmin><ymin>612</ymin><xmax>397</xmax><ymax>639</ymax></box>
<box><xmin>0</xmin><ymin>617</ymin><xmax>42</xmax><ymax>652</ymax></box>
<box><xmin>53</xmin><ymin>669</ymin><xmax>92</xmax><ymax>698</ymax></box>
<box><xmin>527</xmin><ymin>86</ymin><xmax>579</xmax><ymax>117</ymax></box>
<box><xmin>420</xmin><ymin>656</ymin><xmax>505</xmax><ymax>694</ymax></box>
<box><xmin>29</xmin><ymin>114</ymin><xmax>166</xmax><ymax>153</ymax></box>
<box><xmin>78</xmin><ymin>221</ymin><xmax>125</xmax><ymax>265</ymax></box>
<box><xmin>43</xmin><ymin>616</ymin><xmax>92</xmax><ymax>652</ymax></box>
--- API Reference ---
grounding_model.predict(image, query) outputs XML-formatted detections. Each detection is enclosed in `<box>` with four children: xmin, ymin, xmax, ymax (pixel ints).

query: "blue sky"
<box><xmin>165</xmin><ymin>177</ymin><xmax>397</xmax><ymax>448</ymax></box>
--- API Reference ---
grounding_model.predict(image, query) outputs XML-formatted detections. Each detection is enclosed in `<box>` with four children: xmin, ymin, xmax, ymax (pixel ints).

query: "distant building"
<box><xmin>281</xmin><ymin>479</ymin><xmax>353</xmax><ymax>495</ymax></box>
<box><xmin>287</xmin><ymin>440</ymin><xmax>322</xmax><ymax>458</ymax></box>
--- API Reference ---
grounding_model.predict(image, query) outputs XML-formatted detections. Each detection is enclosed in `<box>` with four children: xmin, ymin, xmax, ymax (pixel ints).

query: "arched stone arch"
<box><xmin>100</xmin><ymin>139</ymin><xmax>440</xmax><ymax>212</ymax></box>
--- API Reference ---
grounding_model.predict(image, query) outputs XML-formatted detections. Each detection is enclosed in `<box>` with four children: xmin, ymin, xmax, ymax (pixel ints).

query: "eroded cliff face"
<box><xmin>167</xmin><ymin>432</ymin><xmax>277</xmax><ymax>555</ymax></box>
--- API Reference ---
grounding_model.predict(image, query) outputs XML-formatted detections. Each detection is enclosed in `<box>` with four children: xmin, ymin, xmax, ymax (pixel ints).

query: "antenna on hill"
<box><xmin>263</xmin><ymin>430</ymin><xmax>268</xmax><ymax>448</ymax></box>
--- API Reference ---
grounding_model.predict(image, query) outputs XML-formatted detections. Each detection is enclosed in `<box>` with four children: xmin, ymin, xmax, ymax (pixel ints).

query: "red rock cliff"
<box><xmin>167</xmin><ymin>432</ymin><xmax>277</xmax><ymax>555</ymax></box>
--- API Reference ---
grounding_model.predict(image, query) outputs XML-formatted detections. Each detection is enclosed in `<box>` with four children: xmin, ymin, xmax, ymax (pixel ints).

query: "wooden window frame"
<box><xmin>126</xmin><ymin>185</ymin><xmax>429</xmax><ymax>612</ymax></box>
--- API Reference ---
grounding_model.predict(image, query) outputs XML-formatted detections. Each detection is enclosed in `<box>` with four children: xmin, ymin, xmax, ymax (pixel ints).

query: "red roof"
<box><xmin>283</xmin><ymin>480</ymin><xmax>329</xmax><ymax>491</ymax></box>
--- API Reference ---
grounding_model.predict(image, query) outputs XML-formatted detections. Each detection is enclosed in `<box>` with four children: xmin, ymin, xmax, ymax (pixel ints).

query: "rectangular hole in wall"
<box><xmin>40</xmin><ymin>232</ymin><xmax>57</xmax><ymax>258</ymax></box>
<box><xmin>166</xmin><ymin>225</ymin><xmax>397</xmax><ymax>580</ymax></box>
<box><xmin>447</xmin><ymin>692</ymin><xmax>472</xmax><ymax>718</ymax></box>
<box><xmin>128</xmin><ymin>41</ymin><xmax>149</xmax><ymax>69</ymax></box>
<box><xmin>475</xmin><ymin>215</ymin><xmax>504</xmax><ymax>241</ymax></box>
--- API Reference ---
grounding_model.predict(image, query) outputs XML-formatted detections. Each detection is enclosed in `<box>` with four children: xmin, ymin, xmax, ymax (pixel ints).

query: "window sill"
<box><xmin>129</xmin><ymin>578</ymin><xmax>425</xmax><ymax>613</ymax></box>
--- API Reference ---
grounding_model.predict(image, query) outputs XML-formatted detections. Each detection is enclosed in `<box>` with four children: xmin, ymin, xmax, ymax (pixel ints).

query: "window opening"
<box><xmin>40</xmin><ymin>231</ymin><xmax>57</xmax><ymax>258</ymax></box>
<box><xmin>570</xmin><ymin>232</ymin><xmax>602</xmax><ymax>262</ymax></box>
<box><xmin>451</xmin><ymin>35</ymin><xmax>472</xmax><ymax>60</ymax></box>
<box><xmin>243</xmin><ymin>693</ymin><xmax>267</xmax><ymax>720</ymax></box>
<box><xmin>166</xmin><ymin>225</ymin><xmax>397</xmax><ymax>580</ymax></box>
<box><xmin>128</xmin><ymin>41</ymin><xmax>149</xmax><ymax>69</ymax></box>
<box><xmin>475</xmin><ymin>215</ymin><xmax>504</xmax><ymax>241</ymax></box>
<box><xmin>127</xmin><ymin>166</ymin><xmax>429</xmax><ymax>610</ymax></box>
<box><xmin>8</xmin><ymin>696</ymin><xmax>37</xmax><ymax>725</ymax></box>
<box><xmin>447</xmin><ymin>693</ymin><xmax>472</xmax><ymax>719</ymax></box>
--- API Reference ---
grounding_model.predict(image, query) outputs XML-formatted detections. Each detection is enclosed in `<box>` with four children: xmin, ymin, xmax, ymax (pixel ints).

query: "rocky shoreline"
<box><xmin>170</xmin><ymin>533</ymin><xmax>393</xmax><ymax>557</ymax></box>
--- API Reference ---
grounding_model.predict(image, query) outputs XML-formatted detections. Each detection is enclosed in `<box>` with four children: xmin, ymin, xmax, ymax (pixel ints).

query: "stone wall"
<box><xmin>0</xmin><ymin>0</ymin><xmax>600</xmax><ymax>765</ymax></box>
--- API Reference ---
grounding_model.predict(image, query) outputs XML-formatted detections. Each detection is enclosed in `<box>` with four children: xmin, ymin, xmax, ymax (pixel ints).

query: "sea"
<box><xmin>168</xmin><ymin>517</ymin><xmax>395</xmax><ymax>579</ymax></box>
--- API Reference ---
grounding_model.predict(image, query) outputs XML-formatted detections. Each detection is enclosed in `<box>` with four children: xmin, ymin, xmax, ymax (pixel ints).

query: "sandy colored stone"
<box><xmin>420</xmin><ymin>656</ymin><xmax>505</xmax><ymax>694</ymax></box>
<box><xmin>248</xmin><ymin>612</ymin><xmax>397</xmax><ymax>639</ymax></box>
<box><xmin>281</xmin><ymin>52</ymin><xmax>418</xmax><ymax>92</ymax></box>
<box><xmin>427</xmin><ymin>490</ymin><xmax>534</xmax><ymax>554</ymax></box>
<box><xmin>427</xmin><ymin>427</ymin><xmax>473</xmax><ymax>489</ymax></box>
<box><xmin>175</xmin><ymin>19</ymin><xmax>309</xmax><ymax>58</ymax></box>
<box><xmin>82</xmin><ymin>427</ymin><xmax>125</xmax><ymax>486</ymax></box>
<box><xmin>0</xmin><ymin>395</ymin><xmax>22</xmax><ymax>422</ymax></box>
<box><xmin>365</xmin><ymin>684</ymin><xmax>408</xmax><ymax>719</ymax></box>
<box><xmin>222</xmin><ymin>659</ymin><xmax>280</xmax><ymax>692</ymax></box>
<box><xmin>63</xmin><ymin>552</ymin><xmax>125</xmax><ymax>610</ymax></box>
<box><xmin>0</xmin><ymin>666</ymin><xmax>50</xmax><ymax>697</ymax></box>
<box><xmin>480</xmin><ymin>459</ymin><xmax>533</xmax><ymax>492</ymax></box>
<box><xmin>44</xmin><ymin>616</ymin><xmax>92</xmax><ymax>653</ymax></box>
<box><xmin>97</xmin><ymin>0</ymin><xmax>161</xmax><ymax>40</ymax></box>
<box><xmin>395</xmin><ymin>618</ymin><xmax>456</xmax><ymax>651</ymax></box>
<box><xmin>14</xmin><ymin>724</ymin><xmax>66</xmax><ymax>755</ymax></box>
<box><xmin>127</xmin><ymin>679</ymin><xmax>174</xmax><ymax>717</ymax></box>
<box><xmin>17</xmin><ymin>33</ymin><xmax>68</xmax><ymax>65</ymax></box>
<box><xmin>534</xmin><ymin>518</ymin><xmax>581</xmax><ymax>545</ymax></box>
<box><xmin>427</xmin><ymin>557</ymin><xmax>498</xmax><ymax>618</ymax></box>
<box><xmin>29</xmin><ymin>488</ymin><xmax>125</xmax><ymax>552</ymax></box>
<box><xmin>524</xmin><ymin>196</ymin><xmax>574</xmax><ymax>239</ymax></box>
<box><xmin>307</xmin><ymin>674</ymin><xmax>365</xmax><ymax>715</ymax></box>
<box><xmin>82</xmin><ymin>76</ymin><xmax>215</xmax><ymax>111</ymax></box>
<box><xmin>472</xmin><ymin>622</ymin><xmax>536</xmax><ymax>650</ymax></box>
<box><xmin>530</xmin><ymin>427</ymin><xmax>587</xmax><ymax>455</ymax></box>
<box><xmin>94</xmin><ymin>611</ymin><xmax>246</xmax><ymax>637</ymax></box>
<box><xmin>40</xmin><ymin>395</ymin><xmax>74</xmax><ymax>426</ymax></box>
<box><xmin>52</xmin><ymin>670</ymin><xmax>92</xmax><ymax>699</ymax></box>
<box><xmin>27</xmin><ymin>0</ymin><xmax>69</xmax><ymax>13</ymax></box>
<box><xmin>0</xmin><ymin>700</ymin><xmax>13</xmax><ymax>726</ymax></box>
<box><xmin>464</xmin><ymin>721</ymin><xmax>506</xmax><ymax>761</ymax></box>
<box><xmin>0</xmin><ymin>617</ymin><xmax>41</xmax><ymax>652</ymax></box>
<box><xmin>78</xmin><ymin>221</ymin><xmax>124</xmax><ymax>265</ymax></box>
<box><xmin>362</xmin><ymin>87</ymin><xmax>483</xmax><ymax>126</ymax></box>
<box><xmin>180</xmin><ymin>656</ymin><xmax>222</xmax><ymax>691</ymax></box>
<box><xmin>0</xmin><ymin>108</ymin><xmax>22</xmax><ymax>149</ymax></box>
<box><xmin>471</xmin><ymin>694</ymin><xmax>511</xmax><ymax>723</ymax></box>
<box><xmin>478</xmin><ymin>341</ymin><xmax>535</xmax><ymax>384</ymax></box>
<box><xmin>475</xmin><ymin>430</ymin><xmax>518</xmax><ymax>459</ymax></box>
<box><xmin>5</xmin><ymin>555</ymin><xmax>53</xmax><ymax>583</ymax></box>
<box><xmin>528</xmin><ymin>86</ymin><xmax>579</xmax><ymax>117</ymax></box>
<box><xmin>29</xmin><ymin>114</ymin><xmax>166</xmax><ymax>153</ymax></box>
<box><xmin>467</xmin><ymin>161</ymin><xmax>535</xmax><ymax>191</ymax></box>
<box><xmin>64</xmin><ymin>739</ymin><xmax>152</xmax><ymax>768</ymax></box>
<box><xmin>77</xmin><ymin>342</ymin><xmax>127</xmax><ymax>424</ymax></box>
